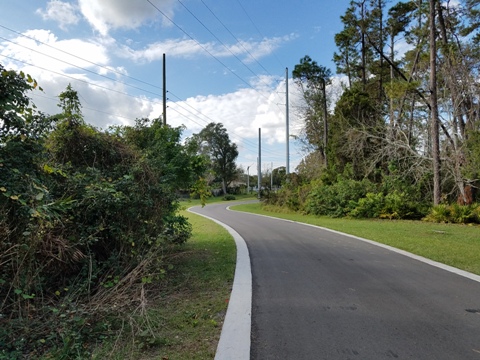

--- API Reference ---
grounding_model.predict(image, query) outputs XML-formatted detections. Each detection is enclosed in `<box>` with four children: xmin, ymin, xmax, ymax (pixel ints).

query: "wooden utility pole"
<box><xmin>163</xmin><ymin>53</ymin><xmax>167</xmax><ymax>125</ymax></box>
<box><xmin>258</xmin><ymin>128</ymin><xmax>262</xmax><ymax>199</ymax></box>
<box><xmin>285</xmin><ymin>67</ymin><xmax>290</xmax><ymax>175</ymax></box>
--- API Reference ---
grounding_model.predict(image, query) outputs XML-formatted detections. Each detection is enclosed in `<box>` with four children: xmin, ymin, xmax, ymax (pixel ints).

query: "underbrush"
<box><xmin>0</xmin><ymin>124</ymin><xmax>192</xmax><ymax>358</ymax></box>
<box><xmin>91</xmin><ymin>210</ymin><xmax>235</xmax><ymax>360</ymax></box>
<box><xmin>0</xmin><ymin>69</ymin><xmax>199</xmax><ymax>358</ymax></box>
<box><xmin>423</xmin><ymin>203</ymin><xmax>480</xmax><ymax>224</ymax></box>
<box><xmin>265</xmin><ymin>176</ymin><xmax>428</xmax><ymax>220</ymax></box>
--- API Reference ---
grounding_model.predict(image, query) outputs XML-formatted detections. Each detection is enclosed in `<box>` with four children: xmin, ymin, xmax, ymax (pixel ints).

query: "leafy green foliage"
<box><xmin>424</xmin><ymin>203</ymin><xmax>480</xmax><ymax>224</ymax></box>
<box><xmin>265</xmin><ymin>163</ymin><xmax>428</xmax><ymax>221</ymax></box>
<box><xmin>305</xmin><ymin>178</ymin><xmax>376</xmax><ymax>217</ymax></box>
<box><xmin>191</xmin><ymin>122</ymin><xmax>239</xmax><ymax>195</ymax></box>
<box><xmin>0</xmin><ymin>68</ymin><xmax>203</xmax><ymax>358</ymax></box>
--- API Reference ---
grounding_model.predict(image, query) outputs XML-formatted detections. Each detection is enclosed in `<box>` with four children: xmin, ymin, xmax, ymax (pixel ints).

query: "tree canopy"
<box><xmin>191</xmin><ymin>122</ymin><xmax>239</xmax><ymax>195</ymax></box>
<box><xmin>270</xmin><ymin>0</ymin><xmax>480</xmax><ymax>221</ymax></box>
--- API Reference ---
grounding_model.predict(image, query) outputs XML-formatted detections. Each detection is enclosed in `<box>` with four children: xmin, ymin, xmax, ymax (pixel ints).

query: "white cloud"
<box><xmin>119</xmin><ymin>34</ymin><xmax>297</xmax><ymax>63</ymax></box>
<box><xmin>78</xmin><ymin>0</ymin><xmax>175</xmax><ymax>36</ymax></box>
<box><xmin>1</xmin><ymin>29</ymin><xmax>109</xmax><ymax>76</ymax></box>
<box><xmin>153</xmin><ymin>77</ymin><xmax>301</xmax><ymax>150</ymax></box>
<box><xmin>119</xmin><ymin>38</ymin><xmax>209</xmax><ymax>62</ymax></box>
<box><xmin>36</xmin><ymin>0</ymin><xmax>80</xmax><ymax>30</ymax></box>
<box><xmin>216</xmin><ymin>34</ymin><xmax>298</xmax><ymax>63</ymax></box>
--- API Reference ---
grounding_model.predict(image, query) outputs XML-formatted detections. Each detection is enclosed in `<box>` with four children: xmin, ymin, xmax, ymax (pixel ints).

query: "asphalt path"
<box><xmin>190</xmin><ymin>202</ymin><xmax>480</xmax><ymax>360</ymax></box>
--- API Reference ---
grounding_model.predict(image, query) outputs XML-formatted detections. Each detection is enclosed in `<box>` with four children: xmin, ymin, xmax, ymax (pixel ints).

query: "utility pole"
<box><xmin>258</xmin><ymin>128</ymin><xmax>261</xmax><ymax>199</ymax></box>
<box><xmin>163</xmin><ymin>53</ymin><xmax>167</xmax><ymax>126</ymax></box>
<box><xmin>285</xmin><ymin>67</ymin><xmax>290</xmax><ymax>175</ymax></box>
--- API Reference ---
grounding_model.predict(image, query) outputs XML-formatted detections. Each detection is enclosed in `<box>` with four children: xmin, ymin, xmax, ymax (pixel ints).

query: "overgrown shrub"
<box><xmin>305</xmin><ymin>178</ymin><xmax>376</xmax><ymax>217</ymax></box>
<box><xmin>348</xmin><ymin>191</ymin><xmax>427</xmax><ymax>219</ymax></box>
<box><xmin>381</xmin><ymin>191</ymin><xmax>428</xmax><ymax>219</ymax></box>
<box><xmin>0</xmin><ymin>69</ymin><xmax>203</xmax><ymax>358</ymax></box>
<box><xmin>349</xmin><ymin>192</ymin><xmax>385</xmax><ymax>218</ymax></box>
<box><xmin>424</xmin><ymin>203</ymin><xmax>480</xmax><ymax>224</ymax></box>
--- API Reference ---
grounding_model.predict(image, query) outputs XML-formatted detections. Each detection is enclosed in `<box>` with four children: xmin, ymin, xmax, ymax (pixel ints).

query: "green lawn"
<box><xmin>231</xmin><ymin>202</ymin><xmax>480</xmax><ymax>275</ymax></box>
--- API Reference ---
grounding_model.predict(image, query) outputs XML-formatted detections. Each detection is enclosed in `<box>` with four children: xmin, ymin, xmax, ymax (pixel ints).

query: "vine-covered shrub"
<box><xmin>0</xmin><ymin>66</ymin><xmax>202</xmax><ymax>358</ymax></box>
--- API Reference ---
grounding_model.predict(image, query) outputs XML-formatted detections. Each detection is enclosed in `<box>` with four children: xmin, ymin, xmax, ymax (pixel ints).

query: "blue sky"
<box><xmin>0</xmin><ymin>0</ymin><xmax>352</xmax><ymax>174</ymax></box>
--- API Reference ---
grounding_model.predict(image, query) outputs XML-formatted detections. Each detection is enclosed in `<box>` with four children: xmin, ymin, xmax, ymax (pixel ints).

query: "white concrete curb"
<box><xmin>187</xmin><ymin>208</ymin><xmax>252</xmax><ymax>360</ymax></box>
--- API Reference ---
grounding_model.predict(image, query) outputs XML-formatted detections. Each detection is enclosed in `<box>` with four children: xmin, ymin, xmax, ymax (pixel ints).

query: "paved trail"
<box><xmin>191</xmin><ymin>203</ymin><xmax>480</xmax><ymax>360</ymax></box>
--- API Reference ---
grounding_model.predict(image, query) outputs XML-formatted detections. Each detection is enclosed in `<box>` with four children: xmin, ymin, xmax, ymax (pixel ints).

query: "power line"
<box><xmin>198</xmin><ymin>0</ymin><xmax>285</xmax><ymax>102</ymax></box>
<box><xmin>234</xmin><ymin>0</ymin><xmax>285</xmax><ymax>70</ymax></box>
<box><xmin>0</xmin><ymin>22</ymin><xmax>292</xmax><ymax>161</ymax></box>
<box><xmin>0</xmin><ymin>24</ymin><xmax>164</xmax><ymax>93</ymax></box>
<box><xmin>200</xmin><ymin>0</ymin><xmax>273</xmax><ymax>77</ymax></box>
<box><xmin>147</xmin><ymin>0</ymin><xmax>278</xmax><ymax>104</ymax></box>
<box><xmin>0</xmin><ymin>35</ymin><xmax>165</xmax><ymax>99</ymax></box>
<box><xmin>177</xmin><ymin>0</ymin><xmax>276</xmax><ymax>95</ymax></box>
<box><xmin>1</xmin><ymin>51</ymin><xmax>281</xmax><ymax>158</ymax></box>
<box><xmin>0</xmin><ymin>53</ymin><xmax>161</xmax><ymax>105</ymax></box>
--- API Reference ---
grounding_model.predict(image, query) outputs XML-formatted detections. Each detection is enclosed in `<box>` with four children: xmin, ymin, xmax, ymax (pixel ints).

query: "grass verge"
<box><xmin>231</xmin><ymin>202</ymin><xmax>480</xmax><ymax>276</ymax></box>
<box><xmin>92</xmin><ymin>210</ymin><xmax>236</xmax><ymax>360</ymax></box>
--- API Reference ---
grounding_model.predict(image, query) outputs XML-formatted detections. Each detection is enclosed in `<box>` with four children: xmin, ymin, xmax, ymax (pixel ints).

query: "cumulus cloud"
<box><xmin>0</xmin><ymin>29</ymin><xmax>109</xmax><ymax>74</ymax></box>
<box><xmin>78</xmin><ymin>0</ymin><xmax>175</xmax><ymax>36</ymax></box>
<box><xmin>151</xmin><ymin>77</ymin><xmax>301</xmax><ymax>152</ymax></box>
<box><xmin>36</xmin><ymin>0</ymin><xmax>80</xmax><ymax>30</ymax></box>
<box><xmin>119</xmin><ymin>34</ymin><xmax>296</xmax><ymax>63</ymax></box>
<box><xmin>224</xmin><ymin>34</ymin><xmax>298</xmax><ymax>63</ymax></box>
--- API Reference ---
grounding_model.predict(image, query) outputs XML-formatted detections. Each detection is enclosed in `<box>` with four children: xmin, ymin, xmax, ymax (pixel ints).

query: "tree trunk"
<box><xmin>378</xmin><ymin>0</ymin><xmax>384</xmax><ymax>105</ymax></box>
<box><xmin>390</xmin><ymin>33</ymin><xmax>395</xmax><ymax>130</ymax></box>
<box><xmin>222</xmin><ymin>179</ymin><xmax>227</xmax><ymax>195</ymax></box>
<box><xmin>360</xmin><ymin>0</ymin><xmax>367</xmax><ymax>90</ymax></box>
<box><xmin>430</xmin><ymin>0</ymin><xmax>441</xmax><ymax>205</ymax></box>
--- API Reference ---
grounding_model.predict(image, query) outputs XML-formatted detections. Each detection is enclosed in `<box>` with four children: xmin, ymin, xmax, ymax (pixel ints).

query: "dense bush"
<box><xmin>348</xmin><ymin>192</ymin><xmax>385</xmax><ymax>218</ymax></box>
<box><xmin>305</xmin><ymin>178</ymin><xmax>376</xmax><ymax>217</ymax></box>
<box><xmin>264</xmin><ymin>162</ymin><xmax>430</xmax><ymax>220</ymax></box>
<box><xmin>424</xmin><ymin>203</ymin><xmax>480</xmax><ymax>224</ymax></box>
<box><xmin>0</xmin><ymin>67</ymin><xmax>203</xmax><ymax>358</ymax></box>
<box><xmin>349</xmin><ymin>191</ymin><xmax>427</xmax><ymax>219</ymax></box>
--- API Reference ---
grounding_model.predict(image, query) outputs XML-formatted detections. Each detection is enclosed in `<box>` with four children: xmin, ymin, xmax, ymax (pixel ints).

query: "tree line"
<box><xmin>268</xmin><ymin>0</ymin><xmax>480</xmax><ymax>223</ymax></box>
